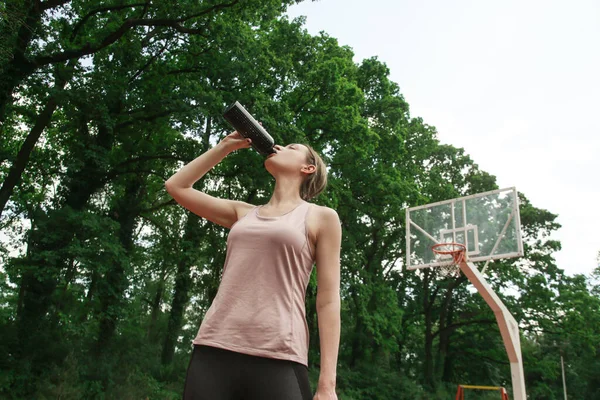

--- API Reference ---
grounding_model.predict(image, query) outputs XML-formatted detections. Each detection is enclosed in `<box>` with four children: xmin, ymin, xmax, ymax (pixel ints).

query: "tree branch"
<box><xmin>35</xmin><ymin>1</ymin><xmax>240</xmax><ymax>68</ymax></box>
<box><xmin>0</xmin><ymin>61</ymin><xmax>73</xmax><ymax>218</ymax></box>
<box><xmin>521</xmin><ymin>326</ymin><xmax>562</xmax><ymax>335</ymax></box>
<box><xmin>432</xmin><ymin>319</ymin><xmax>497</xmax><ymax>339</ymax></box>
<box><xmin>141</xmin><ymin>26</ymin><xmax>163</xmax><ymax>47</ymax></box>
<box><xmin>139</xmin><ymin>212</ymin><xmax>171</xmax><ymax>235</ymax></box>
<box><xmin>293</xmin><ymin>89</ymin><xmax>320</xmax><ymax>114</ymax></box>
<box><xmin>110</xmin><ymin>168</ymin><xmax>169</xmax><ymax>182</ymax></box>
<box><xmin>116</xmin><ymin>154</ymin><xmax>184</xmax><ymax>168</ymax></box>
<box><xmin>40</xmin><ymin>0</ymin><xmax>71</xmax><ymax>11</ymax></box>
<box><xmin>70</xmin><ymin>2</ymin><xmax>149</xmax><ymax>40</ymax></box>
<box><xmin>171</xmin><ymin>0</ymin><xmax>239</xmax><ymax>23</ymax></box>
<box><xmin>454</xmin><ymin>349</ymin><xmax>510</xmax><ymax>366</ymax></box>
<box><xmin>128</xmin><ymin>39</ymin><xmax>171</xmax><ymax>83</ymax></box>
<box><xmin>35</xmin><ymin>19</ymin><xmax>136</xmax><ymax>67</ymax></box>
<box><xmin>424</xmin><ymin>284</ymin><xmax>441</xmax><ymax>312</ymax></box>
<box><xmin>115</xmin><ymin>108</ymin><xmax>179</xmax><ymax>129</ymax></box>
<box><xmin>166</xmin><ymin>66</ymin><xmax>208</xmax><ymax>76</ymax></box>
<box><xmin>141</xmin><ymin>198</ymin><xmax>176</xmax><ymax>214</ymax></box>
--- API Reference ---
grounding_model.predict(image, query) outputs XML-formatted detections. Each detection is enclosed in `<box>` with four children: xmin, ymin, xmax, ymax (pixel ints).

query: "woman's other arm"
<box><xmin>314</xmin><ymin>207</ymin><xmax>342</xmax><ymax>397</ymax></box>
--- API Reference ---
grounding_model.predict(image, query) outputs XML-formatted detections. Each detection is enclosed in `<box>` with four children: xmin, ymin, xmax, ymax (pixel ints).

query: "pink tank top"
<box><xmin>192</xmin><ymin>201</ymin><xmax>315</xmax><ymax>366</ymax></box>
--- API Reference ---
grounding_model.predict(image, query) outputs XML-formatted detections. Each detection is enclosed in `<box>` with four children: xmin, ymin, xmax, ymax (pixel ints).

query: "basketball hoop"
<box><xmin>432</xmin><ymin>243</ymin><xmax>466</xmax><ymax>277</ymax></box>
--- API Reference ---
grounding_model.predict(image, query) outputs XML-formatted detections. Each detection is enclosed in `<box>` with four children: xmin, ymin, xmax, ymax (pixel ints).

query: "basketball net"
<box><xmin>432</xmin><ymin>243</ymin><xmax>466</xmax><ymax>278</ymax></box>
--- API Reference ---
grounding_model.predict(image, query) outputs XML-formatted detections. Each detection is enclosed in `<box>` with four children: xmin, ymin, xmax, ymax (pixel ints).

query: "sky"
<box><xmin>287</xmin><ymin>0</ymin><xmax>600</xmax><ymax>276</ymax></box>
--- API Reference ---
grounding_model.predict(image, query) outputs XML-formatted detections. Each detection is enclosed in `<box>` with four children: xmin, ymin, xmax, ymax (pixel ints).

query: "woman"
<box><xmin>165</xmin><ymin>130</ymin><xmax>341</xmax><ymax>400</ymax></box>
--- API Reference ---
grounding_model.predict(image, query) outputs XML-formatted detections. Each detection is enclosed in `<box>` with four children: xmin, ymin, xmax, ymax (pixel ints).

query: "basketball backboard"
<box><xmin>405</xmin><ymin>187</ymin><xmax>523</xmax><ymax>270</ymax></box>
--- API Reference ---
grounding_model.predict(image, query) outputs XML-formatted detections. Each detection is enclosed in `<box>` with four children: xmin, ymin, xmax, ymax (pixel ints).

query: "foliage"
<box><xmin>1</xmin><ymin>1</ymin><xmax>597</xmax><ymax>399</ymax></box>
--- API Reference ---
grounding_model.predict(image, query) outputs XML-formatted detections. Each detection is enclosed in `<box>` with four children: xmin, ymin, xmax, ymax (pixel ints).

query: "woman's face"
<box><xmin>264</xmin><ymin>143</ymin><xmax>313</xmax><ymax>175</ymax></box>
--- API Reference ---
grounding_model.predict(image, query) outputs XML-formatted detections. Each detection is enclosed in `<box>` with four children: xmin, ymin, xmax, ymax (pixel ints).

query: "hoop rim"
<box><xmin>432</xmin><ymin>242</ymin><xmax>467</xmax><ymax>272</ymax></box>
<box><xmin>431</xmin><ymin>242</ymin><xmax>466</xmax><ymax>255</ymax></box>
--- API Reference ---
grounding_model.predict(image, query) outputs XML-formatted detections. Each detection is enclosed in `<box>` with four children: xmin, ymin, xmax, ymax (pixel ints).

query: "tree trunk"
<box><xmin>0</xmin><ymin>0</ymin><xmax>40</xmax><ymax>124</ymax></box>
<box><xmin>161</xmin><ymin>213</ymin><xmax>201</xmax><ymax>365</ymax></box>
<box><xmin>435</xmin><ymin>289</ymin><xmax>454</xmax><ymax>382</ymax></box>
<box><xmin>16</xmin><ymin>118</ymin><xmax>114</xmax><ymax>362</ymax></box>
<box><xmin>0</xmin><ymin>61</ymin><xmax>73</xmax><ymax>218</ymax></box>
<box><xmin>350</xmin><ymin>281</ymin><xmax>366</xmax><ymax>367</ymax></box>
<box><xmin>95</xmin><ymin>175</ymin><xmax>145</xmax><ymax>353</ymax></box>
<box><xmin>424</xmin><ymin>313</ymin><xmax>435</xmax><ymax>388</ymax></box>
<box><xmin>423</xmin><ymin>270</ymin><xmax>436</xmax><ymax>389</ymax></box>
<box><xmin>148</xmin><ymin>270</ymin><xmax>166</xmax><ymax>342</ymax></box>
<box><xmin>80</xmin><ymin>268</ymin><xmax>99</xmax><ymax>323</ymax></box>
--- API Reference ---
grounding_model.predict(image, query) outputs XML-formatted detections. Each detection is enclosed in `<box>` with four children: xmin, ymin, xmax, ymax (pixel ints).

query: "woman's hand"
<box><xmin>219</xmin><ymin>131</ymin><xmax>252</xmax><ymax>152</ymax></box>
<box><xmin>313</xmin><ymin>386</ymin><xmax>338</xmax><ymax>400</ymax></box>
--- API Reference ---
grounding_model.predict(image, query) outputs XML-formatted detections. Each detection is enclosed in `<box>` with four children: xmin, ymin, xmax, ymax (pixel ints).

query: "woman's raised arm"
<box><xmin>165</xmin><ymin>132</ymin><xmax>255</xmax><ymax>228</ymax></box>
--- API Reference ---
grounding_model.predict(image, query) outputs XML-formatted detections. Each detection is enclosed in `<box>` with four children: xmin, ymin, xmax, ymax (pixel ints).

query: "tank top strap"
<box><xmin>287</xmin><ymin>200</ymin><xmax>311</xmax><ymax>222</ymax></box>
<box><xmin>300</xmin><ymin>200</ymin><xmax>312</xmax><ymax>220</ymax></box>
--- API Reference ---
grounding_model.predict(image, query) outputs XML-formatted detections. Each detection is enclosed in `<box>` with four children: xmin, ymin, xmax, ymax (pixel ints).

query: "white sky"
<box><xmin>287</xmin><ymin>0</ymin><xmax>600</xmax><ymax>276</ymax></box>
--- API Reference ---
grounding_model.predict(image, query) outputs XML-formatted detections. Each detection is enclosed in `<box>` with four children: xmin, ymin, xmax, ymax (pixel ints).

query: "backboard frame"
<box><xmin>405</xmin><ymin>187</ymin><xmax>523</xmax><ymax>270</ymax></box>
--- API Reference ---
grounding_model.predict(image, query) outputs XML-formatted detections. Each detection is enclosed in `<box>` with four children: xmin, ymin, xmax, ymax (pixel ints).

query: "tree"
<box><xmin>1</xmin><ymin>4</ymin><xmax>592</xmax><ymax>399</ymax></box>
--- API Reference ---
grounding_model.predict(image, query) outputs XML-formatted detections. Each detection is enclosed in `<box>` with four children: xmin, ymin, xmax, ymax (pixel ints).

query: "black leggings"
<box><xmin>183</xmin><ymin>345</ymin><xmax>313</xmax><ymax>400</ymax></box>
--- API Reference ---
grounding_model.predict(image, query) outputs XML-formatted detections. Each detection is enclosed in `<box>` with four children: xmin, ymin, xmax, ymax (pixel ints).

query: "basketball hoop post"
<box><xmin>405</xmin><ymin>187</ymin><xmax>527</xmax><ymax>399</ymax></box>
<box><xmin>458</xmin><ymin>261</ymin><xmax>527</xmax><ymax>400</ymax></box>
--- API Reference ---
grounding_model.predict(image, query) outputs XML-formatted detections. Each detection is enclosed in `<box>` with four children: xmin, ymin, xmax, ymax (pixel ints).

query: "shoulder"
<box><xmin>307</xmin><ymin>204</ymin><xmax>341</xmax><ymax>233</ymax></box>
<box><xmin>312</xmin><ymin>204</ymin><xmax>339</xmax><ymax>221</ymax></box>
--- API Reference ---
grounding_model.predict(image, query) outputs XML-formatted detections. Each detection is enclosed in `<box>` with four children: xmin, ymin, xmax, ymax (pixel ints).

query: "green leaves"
<box><xmin>1</xmin><ymin>1</ymin><xmax>598</xmax><ymax>399</ymax></box>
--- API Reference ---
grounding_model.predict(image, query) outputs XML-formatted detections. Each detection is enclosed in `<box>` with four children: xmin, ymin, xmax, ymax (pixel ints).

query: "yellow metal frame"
<box><xmin>455</xmin><ymin>384</ymin><xmax>509</xmax><ymax>400</ymax></box>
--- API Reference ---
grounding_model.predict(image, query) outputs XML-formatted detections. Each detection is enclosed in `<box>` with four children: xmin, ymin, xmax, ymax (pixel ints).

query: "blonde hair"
<box><xmin>300</xmin><ymin>145</ymin><xmax>327</xmax><ymax>201</ymax></box>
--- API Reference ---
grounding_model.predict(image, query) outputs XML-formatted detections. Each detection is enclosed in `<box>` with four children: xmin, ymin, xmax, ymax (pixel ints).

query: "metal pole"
<box><xmin>561</xmin><ymin>355</ymin><xmax>568</xmax><ymax>400</ymax></box>
<box><xmin>458</xmin><ymin>261</ymin><xmax>527</xmax><ymax>399</ymax></box>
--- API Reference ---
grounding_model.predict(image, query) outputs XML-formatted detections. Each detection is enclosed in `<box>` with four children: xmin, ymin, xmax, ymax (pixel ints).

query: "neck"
<box><xmin>268</xmin><ymin>178</ymin><xmax>304</xmax><ymax>207</ymax></box>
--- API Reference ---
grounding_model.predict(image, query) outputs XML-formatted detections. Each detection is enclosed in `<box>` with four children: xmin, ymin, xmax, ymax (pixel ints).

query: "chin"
<box><xmin>264</xmin><ymin>159</ymin><xmax>276</xmax><ymax>174</ymax></box>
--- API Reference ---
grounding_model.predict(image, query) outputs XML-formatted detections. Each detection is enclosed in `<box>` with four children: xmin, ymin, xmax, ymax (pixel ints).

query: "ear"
<box><xmin>301</xmin><ymin>164</ymin><xmax>316</xmax><ymax>175</ymax></box>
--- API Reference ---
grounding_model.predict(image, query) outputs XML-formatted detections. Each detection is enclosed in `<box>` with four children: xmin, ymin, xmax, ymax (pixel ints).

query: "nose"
<box><xmin>274</xmin><ymin>144</ymin><xmax>284</xmax><ymax>151</ymax></box>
